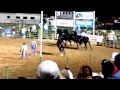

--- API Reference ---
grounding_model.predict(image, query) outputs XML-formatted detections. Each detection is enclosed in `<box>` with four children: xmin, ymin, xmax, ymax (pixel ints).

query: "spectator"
<box><xmin>107</xmin><ymin>32</ymin><xmax>114</xmax><ymax>48</ymax></box>
<box><xmin>31</xmin><ymin>25</ymin><xmax>36</xmax><ymax>38</ymax></box>
<box><xmin>101</xmin><ymin>59</ymin><xmax>114</xmax><ymax>79</ymax></box>
<box><xmin>113</xmin><ymin>54</ymin><xmax>120</xmax><ymax>79</ymax></box>
<box><xmin>110</xmin><ymin>52</ymin><xmax>119</xmax><ymax>75</ymax></box>
<box><xmin>11</xmin><ymin>26</ymin><xmax>16</xmax><ymax>38</ymax></box>
<box><xmin>30</xmin><ymin>39</ymin><xmax>37</xmax><ymax>56</ymax></box>
<box><xmin>60</xmin><ymin>66</ymin><xmax>74</xmax><ymax>79</ymax></box>
<box><xmin>77</xmin><ymin>65</ymin><xmax>92</xmax><ymax>79</ymax></box>
<box><xmin>20</xmin><ymin>42</ymin><xmax>29</xmax><ymax>60</ymax></box>
<box><xmin>21</xmin><ymin>26</ymin><xmax>27</xmax><ymax>39</ymax></box>
<box><xmin>2</xmin><ymin>27</ymin><xmax>6</xmax><ymax>37</ymax></box>
<box><xmin>0</xmin><ymin>27</ymin><xmax>2</xmax><ymax>32</ymax></box>
<box><xmin>37</xmin><ymin>60</ymin><xmax>65</xmax><ymax>79</ymax></box>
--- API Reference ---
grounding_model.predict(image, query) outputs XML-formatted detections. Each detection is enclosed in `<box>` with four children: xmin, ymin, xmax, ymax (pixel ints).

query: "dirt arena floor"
<box><xmin>0</xmin><ymin>37</ymin><xmax>119</xmax><ymax>79</ymax></box>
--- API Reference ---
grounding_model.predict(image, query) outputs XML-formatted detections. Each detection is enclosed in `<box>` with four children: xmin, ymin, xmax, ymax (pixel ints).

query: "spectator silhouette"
<box><xmin>113</xmin><ymin>54</ymin><xmax>120</xmax><ymax>79</ymax></box>
<box><xmin>77</xmin><ymin>65</ymin><xmax>92</xmax><ymax>79</ymax></box>
<box><xmin>101</xmin><ymin>59</ymin><xmax>114</xmax><ymax>79</ymax></box>
<box><xmin>110</xmin><ymin>52</ymin><xmax>119</xmax><ymax>75</ymax></box>
<box><xmin>60</xmin><ymin>66</ymin><xmax>74</xmax><ymax>79</ymax></box>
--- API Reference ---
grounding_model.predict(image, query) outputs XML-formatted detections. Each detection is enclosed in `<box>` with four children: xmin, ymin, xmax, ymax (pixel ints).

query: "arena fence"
<box><xmin>103</xmin><ymin>39</ymin><xmax>120</xmax><ymax>49</ymax></box>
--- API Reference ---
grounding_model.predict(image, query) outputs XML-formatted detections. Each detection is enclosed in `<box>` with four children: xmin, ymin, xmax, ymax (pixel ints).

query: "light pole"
<box><xmin>39</xmin><ymin>11</ymin><xmax>43</xmax><ymax>63</ymax></box>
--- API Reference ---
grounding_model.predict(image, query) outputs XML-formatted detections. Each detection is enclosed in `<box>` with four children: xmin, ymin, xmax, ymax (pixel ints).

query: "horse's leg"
<box><xmin>66</xmin><ymin>40</ymin><xmax>67</xmax><ymax>45</ymax></box>
<box><xmin>69</xmin><ymin>40</ymin><xmax>72</xmax><ymax>46</ymax></box>
<box><xmin>76</xmin><ymin>42</ymin><xmax>79</xmax><ymax>49</ymax></box>
<box><xmin>79</xmin><ymin>42</ymin><xmax>82</xmax><ymax>49</ymax></box>
<box><xmin>84</xmin><ymin>42</ymin><xmax>87</xmax><ymax>50</ymax></box>
<box><xmin>88</xmin><ymin>41</ymin><xmax>92</xmax><ymax>51</ymax></box>
<box><xmin>64</xmin><ymin>40</ymin><xmax>67</xmax><ymax>46</ymax></box>
<box><xmin>62</xmin><ymin>46</ymin><xmax>65</xmax><ymax>55</ymax></box>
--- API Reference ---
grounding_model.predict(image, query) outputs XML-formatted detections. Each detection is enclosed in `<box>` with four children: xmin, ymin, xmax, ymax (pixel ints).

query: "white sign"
<box><xmin>76</xmin><ymin>12</ymin><xmax>94</xmax><ymax>19</ymax></box>
<box><xmin>56</xmin><ymin>19</ymin><xmax>73</xmax><ymax>27</ymax></box>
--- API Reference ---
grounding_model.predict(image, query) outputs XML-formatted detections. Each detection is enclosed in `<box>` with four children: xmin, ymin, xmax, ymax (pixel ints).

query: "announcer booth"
<box><xmin>0</xmin><ymin>12</ymin><xmax>42</xmax><ymax>38</ymax></box>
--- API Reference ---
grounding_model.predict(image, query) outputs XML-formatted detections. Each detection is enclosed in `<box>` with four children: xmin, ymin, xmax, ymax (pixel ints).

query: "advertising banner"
<box><xmin>57</xmin><ymin>19</ymin><xmax>73</xmax><ymax>27</ymax></box>
<box><xmin>76</xmin><ymin>19</ymin><xmax>93</xmax><ymax>28</ymax></box>
<box><xmin>75</xmin><ymin>12</ymin><xmax>94</xmax><ymax>19</ymax></box>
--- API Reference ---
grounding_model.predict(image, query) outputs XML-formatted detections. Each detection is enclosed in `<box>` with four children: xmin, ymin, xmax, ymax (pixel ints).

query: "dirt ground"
<box><xmin>0</xmin><ymin>37</ymin><xmax>119</xmax><ymax>79</ymax></box>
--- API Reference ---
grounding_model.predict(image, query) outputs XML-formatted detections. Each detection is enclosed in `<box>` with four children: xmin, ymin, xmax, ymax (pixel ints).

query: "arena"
<box><xmin>0</xmin><ymin>37</ymin><xmax>119</xmax><ymax>79</ymax></box>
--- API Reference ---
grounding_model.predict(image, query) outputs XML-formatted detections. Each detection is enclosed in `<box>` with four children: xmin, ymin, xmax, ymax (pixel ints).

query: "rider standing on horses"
<box><xmin>72</xmin><ymin>26</ymin><xmax>81</xmax><ymax>35</ymax></box>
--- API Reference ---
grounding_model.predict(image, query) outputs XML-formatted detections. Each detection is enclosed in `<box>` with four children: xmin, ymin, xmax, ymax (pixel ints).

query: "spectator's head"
<box><xmin>101</xmin><ymin>59</ymin><xmax>114</xmax><ymax>78</ymax></box>
<box><xmin>65</xmin><ymin>66</ymin><xmax>69</xmax><ymax>70</ymax></box>
<box><xmin>111</xmin><ymin>52</ymin><xmax>119</xmax><ymax>62</ymax></box>
<box><xmin>114</xmin><ymin>54</ymin><xmax>120</xmax><ymax>69</ymax></box>
<box><xmin>77</xmin><ymin>65</ymin><xmax>92</xmax><ymax>79</ymax></box>
<box><xmin>37</xmin><ymin>60</ymin><xmax>60</xmax><ymax>79</ymax></box>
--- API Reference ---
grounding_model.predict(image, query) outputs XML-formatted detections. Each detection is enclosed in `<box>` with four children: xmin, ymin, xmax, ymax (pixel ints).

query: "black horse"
<box><xmin>57</xmin><ymin>29</ymin><xmax>92</xmax><ymax>50</ymax></box>
<box><xmin>56</xmin><ymin>35</ymin><xmax>65</xmax><ymax>56</ymax></box>
<box><xmin>78</xmin><ymin>35</ymin><xmax>92</xmax><ymax>50</ymax></box>
<box><xmin>57</xmin><ymin>29</ymin><xmax>72</xmax><ymax>46</ymax></box>
<box><xmin>64</xmin><ymin>31</ymin><xmax>92</xmax><ymax>50</ymax></box>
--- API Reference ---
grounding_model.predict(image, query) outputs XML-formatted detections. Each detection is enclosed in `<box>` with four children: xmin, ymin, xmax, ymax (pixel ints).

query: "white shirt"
<box><xmin>21</xmin><ymin>45</ymin><xmax>28</xmax><ymax>55</ymax></box>
<box><xmin>68</xmin><ymin>70</ymin><xmax>74</xmax><ymax>79</ymax></box>
<box><xmin>44</xmin><ymin>23</ymin><xmax>48</xmax><ymax>30</ymax></box>
<box><xmin>21</xmin><ymin>28</ymin><xmax>26</xmax><ymax>34</ymax></box>
<box><xmin>32</xmin><ymin>25</ymin><xmax>36</xmax><ymax>32</ymax></box>
<box><xmin>96</xmin><ymin>36</ymin><xmax>103</xmax><ymax>43</ymax></box>
<box><xmin>108</xmin><ymin>33</ymin><xmax>114</xmax><ymax>40</ymax></box>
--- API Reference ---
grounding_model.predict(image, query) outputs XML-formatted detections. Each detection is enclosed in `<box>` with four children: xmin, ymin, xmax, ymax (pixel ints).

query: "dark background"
<box><xmin>0</xmin><ymin>0</ymin><xmax>119</xmax><ymax>18</ymax></box>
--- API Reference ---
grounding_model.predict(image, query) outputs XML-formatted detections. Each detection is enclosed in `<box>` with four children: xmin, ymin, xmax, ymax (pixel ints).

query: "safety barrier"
<box><xmin>103</xmin><ymin>39</ymin><xmax>120</xmax><ymax>49</ymax></box>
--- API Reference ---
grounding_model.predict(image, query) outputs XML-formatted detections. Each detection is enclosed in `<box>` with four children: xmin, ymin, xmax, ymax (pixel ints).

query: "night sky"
<box><xmin>0</xmin><ymin>0</ymin><xmax>119</xmax><ymax>18</ymax></box>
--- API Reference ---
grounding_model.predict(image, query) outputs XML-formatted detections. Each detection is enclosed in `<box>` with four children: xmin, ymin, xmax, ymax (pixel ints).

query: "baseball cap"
<box><xmin>111</xmin><ymin>52</ymin><xmax>119</xmax><ymax>61</ymax></box>
<box><xmin>37</xmin><ymin>60</ymin><xmax>60</xmax><ymax>79</ymax></box>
